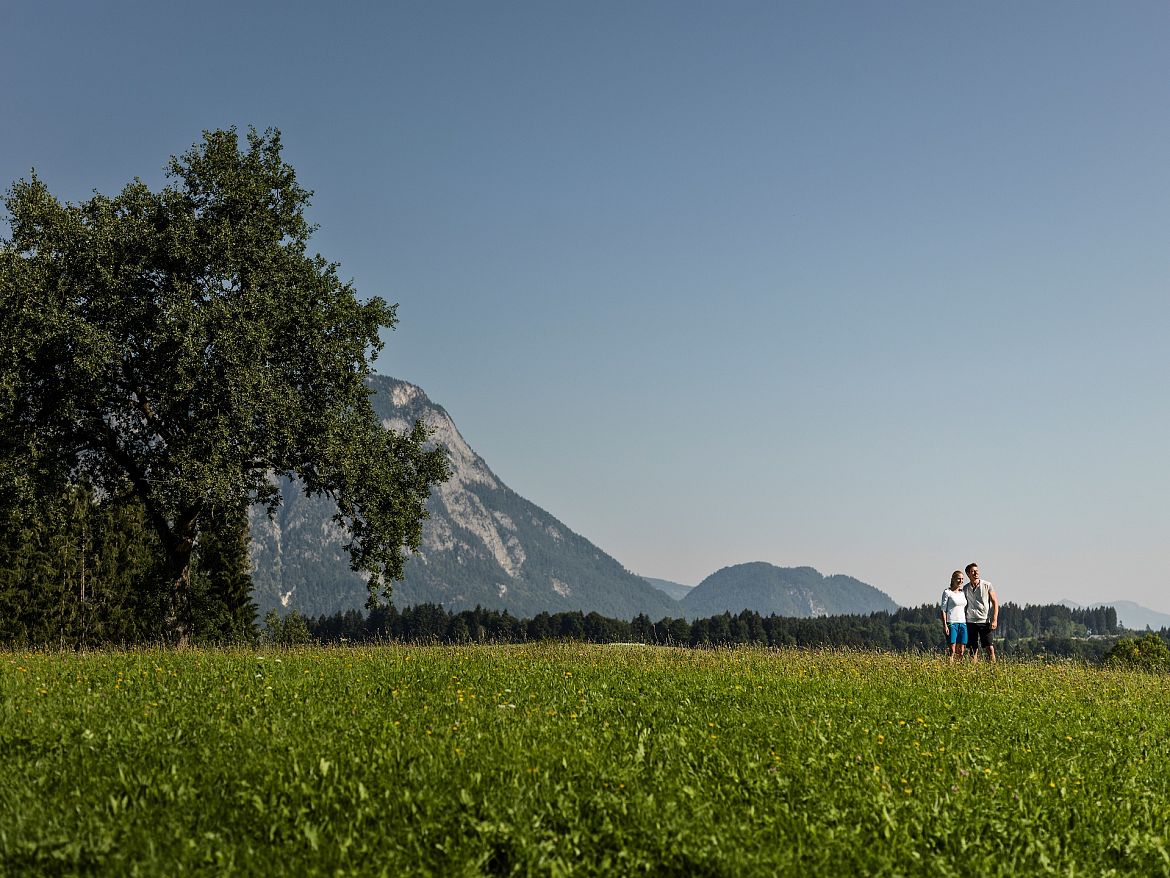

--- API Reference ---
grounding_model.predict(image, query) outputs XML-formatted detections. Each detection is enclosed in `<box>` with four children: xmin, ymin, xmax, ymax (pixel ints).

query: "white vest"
<box><xmin>965</xmin><ymin>581</ymin><xmax>992</xmax><ymax>623</ymax></box>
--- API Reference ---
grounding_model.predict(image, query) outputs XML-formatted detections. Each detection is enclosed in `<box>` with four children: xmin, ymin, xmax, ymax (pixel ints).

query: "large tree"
<box><xmin>0</xmin><ymin>127</ymin><xmax>449</xmax><ymax>644</ymax></box>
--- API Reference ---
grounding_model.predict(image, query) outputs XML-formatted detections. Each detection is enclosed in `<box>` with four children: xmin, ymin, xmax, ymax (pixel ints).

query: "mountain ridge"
<box><xmin>249</xmin><ymin>376</ymin><xmax>680</xmax><ymax>619</ymax></box>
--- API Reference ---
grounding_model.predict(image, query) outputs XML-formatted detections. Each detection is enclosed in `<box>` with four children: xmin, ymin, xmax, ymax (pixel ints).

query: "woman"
<box><xmin>940</xmin><ymin>570</ymin><xmax>968</xmax><ymax>662</ymax></box>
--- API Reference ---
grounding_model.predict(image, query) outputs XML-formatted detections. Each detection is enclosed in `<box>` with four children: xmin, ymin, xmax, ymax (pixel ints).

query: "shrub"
<box><xmin>1105</xmin><ymin>632</ymin><xmax>1170</xmax><ymax>672</ymax></box>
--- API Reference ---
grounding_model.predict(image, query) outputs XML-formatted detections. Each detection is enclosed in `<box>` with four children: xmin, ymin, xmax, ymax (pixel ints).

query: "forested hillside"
<box><xmin>680</xmin><ymin>563</ymin><xmax>898</xmax><ymax>619</ymax></box>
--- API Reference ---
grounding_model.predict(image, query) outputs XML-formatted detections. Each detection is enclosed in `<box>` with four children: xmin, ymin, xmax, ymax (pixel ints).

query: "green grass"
<box><xmin>2</xmin><ymin>645</ymin><xmax>1169</xmax><ymax>876</ymax></box>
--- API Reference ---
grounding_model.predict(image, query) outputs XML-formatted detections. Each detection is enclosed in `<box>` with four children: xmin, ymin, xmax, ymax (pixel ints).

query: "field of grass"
<box><xmin>2</xmin><ymin>644</ymin><xmax>1169</xmax><ymax>876</ymax></box>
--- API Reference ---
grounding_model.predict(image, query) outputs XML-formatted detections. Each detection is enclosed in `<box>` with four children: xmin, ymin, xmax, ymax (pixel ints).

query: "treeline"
<box><xmin>305</xmin><ymin>601</ymin><xmax>1134</xmax><ymax>661</ymax></box>
<box><xmin>0</xmin><ymin>485</ymin><xmax>256</xmax><ymax>647</ymax></box>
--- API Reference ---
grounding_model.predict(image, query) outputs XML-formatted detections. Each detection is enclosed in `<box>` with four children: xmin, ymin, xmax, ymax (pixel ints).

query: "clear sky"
<box><xmin>4</xmin><ymin>1</ymin><xmax>1168</xmax><ymax>611</ymax></box>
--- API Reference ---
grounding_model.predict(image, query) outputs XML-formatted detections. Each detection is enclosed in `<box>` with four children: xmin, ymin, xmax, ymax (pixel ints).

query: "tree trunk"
<box><xmin>163</xmin><ymin>513</ymin><xmax>199</xmax><ymax>647</ymax></box>
<box><xmin>165</xmin><ymin>557</ymin><xmax>192</xmax><ymax>647</ymax></box>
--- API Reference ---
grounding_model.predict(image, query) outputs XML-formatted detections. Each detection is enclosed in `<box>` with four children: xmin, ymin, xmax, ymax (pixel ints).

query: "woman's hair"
<box><xmin>950</xmin><ymin>570</ymin><xmax>965</xmax><ymax>589</ymax></box>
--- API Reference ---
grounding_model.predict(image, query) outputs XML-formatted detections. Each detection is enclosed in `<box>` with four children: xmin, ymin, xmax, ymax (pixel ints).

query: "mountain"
<box><xmin>249</xmin><ymin>376</ymin><xmax>680</xmax><ymax>620</ymax></box>
<box><xmin>1106</xmin><ymin>601</ymin><xmax>1170</xmax><ymax>630</ymax></box>
<box><xmin>1060</xmin><ymin>600</ymin><xmax>1170</xmax><ymax>632</ymax></box>
<box><xmin>642</xmin><ymin>577</ymin><xmax>694</xmax><ymax>601</ymax></box>
<box><xmin>679</xmin><ymin>562</ymin><xmax>898</xmax><ymax>620</ymax></box>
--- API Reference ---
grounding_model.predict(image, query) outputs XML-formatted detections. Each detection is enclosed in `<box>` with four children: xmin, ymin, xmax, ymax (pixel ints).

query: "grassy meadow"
<box><xmin>2</xmin><ymin>644</ymin><xmax>1168</xmax><ymax>876</ymax></box>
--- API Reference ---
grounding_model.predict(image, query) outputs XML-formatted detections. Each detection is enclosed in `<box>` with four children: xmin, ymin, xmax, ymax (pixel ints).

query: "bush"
<box><xmin>1105</xmin><ymin>633</ymin><xmax>1170</xmax><ymax>672</ymax></box>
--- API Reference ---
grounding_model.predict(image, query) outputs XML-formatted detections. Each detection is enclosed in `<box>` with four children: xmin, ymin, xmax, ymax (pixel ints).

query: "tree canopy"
<box><xmin>0</xmin><ymin>127</ymin><xmax>449</xmax><ymax>643</ymax></box>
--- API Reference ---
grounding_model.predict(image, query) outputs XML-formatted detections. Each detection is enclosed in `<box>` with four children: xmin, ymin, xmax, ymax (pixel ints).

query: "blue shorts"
<box><xmin>948</xmin><ymin>623</ymin><xmax>968</xmax><ymax>645</ymax></box>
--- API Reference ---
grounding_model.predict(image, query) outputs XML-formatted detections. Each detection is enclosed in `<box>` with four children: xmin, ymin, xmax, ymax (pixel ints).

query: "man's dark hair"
<box><xmin>965</xmin><ymin>562</ymin><xmax>979</xmax><ymax>575</ymax></box>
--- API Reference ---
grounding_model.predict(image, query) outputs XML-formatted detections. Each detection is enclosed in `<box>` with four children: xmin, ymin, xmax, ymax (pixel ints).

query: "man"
<box><xmin>964</xmin><ymin>562</ymin><xmax>999</xmax><ymax>663</ymax></box>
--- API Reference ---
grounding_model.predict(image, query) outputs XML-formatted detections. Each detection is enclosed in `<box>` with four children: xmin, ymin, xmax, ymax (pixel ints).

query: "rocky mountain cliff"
<box><xmin>249</xmin><ymin>376</ymin><xmax>679</xmax><ymax>620</ymax></box>
<box><xmin>680</xmin><ymin>562</ymin><xmax>898</xmax><ymax>620</ymax></box>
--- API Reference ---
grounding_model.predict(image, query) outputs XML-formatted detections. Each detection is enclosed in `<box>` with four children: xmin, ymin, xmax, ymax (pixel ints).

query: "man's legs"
<box><xmin>970</xmin><ymin>623</ymin><xmax>993</xmax><ymax>663</ymax></box>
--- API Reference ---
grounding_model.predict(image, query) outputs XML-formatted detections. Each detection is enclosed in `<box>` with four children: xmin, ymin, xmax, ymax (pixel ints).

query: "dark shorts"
<box><xmin>948</xmin><ymin>623</ymin><xmax>967</xmax><ymax>645</ymax></box>
<box><xmin>968</xmin><ymin>622</ymin><xmax>993</xmax><ymax>649</ymax></box>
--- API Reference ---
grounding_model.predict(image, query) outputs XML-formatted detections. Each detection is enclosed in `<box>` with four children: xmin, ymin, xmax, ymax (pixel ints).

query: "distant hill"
<box><xmin>249</xmin><ymin>376</ymin><xmax>679</xmax><ymax>620</ymax></box>
<box><xmin>1061</xmin><ymin>599</ymin><xmax>1170</xmax><ymax>632</ymax></box>
<box><xmin>680</xmin><ymin>563</ymin><xmax>898</xmax><ymax>620</ymax></box>
<box><xmin>642</xmin><ymin>577</ymin><xmax>694</xmax><ymax>601</ymax></box>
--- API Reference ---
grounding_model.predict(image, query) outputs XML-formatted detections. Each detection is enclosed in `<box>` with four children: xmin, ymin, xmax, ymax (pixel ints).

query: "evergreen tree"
<box><xmin>0</xmin><ymin>485</ymin><xmax>168</xmax><ymax>646</ymax></box>
<box><xmin>190</xmin><ymin>506</ymin><xmax>258</xmax><ymax>644</ymax></box>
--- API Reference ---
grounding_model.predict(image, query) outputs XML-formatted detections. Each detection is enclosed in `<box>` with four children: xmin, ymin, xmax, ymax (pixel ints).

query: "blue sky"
<box><xmin>3</xmin><ymin>1</ymin><xmax>1168</xmax><ymax>610</ymax></box>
